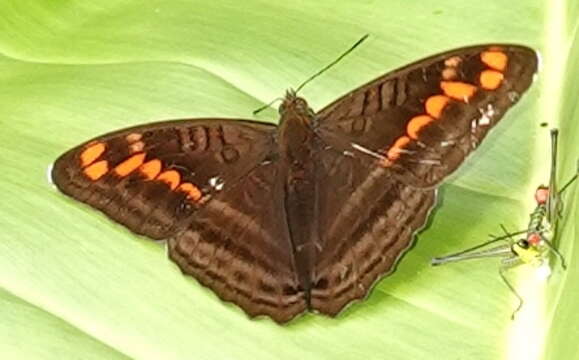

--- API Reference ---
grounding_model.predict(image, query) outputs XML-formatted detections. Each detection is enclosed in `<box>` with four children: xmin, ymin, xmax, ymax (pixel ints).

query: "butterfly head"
<box><xmin>279</xmin><ymin>89</ymin><xmax>315</xmax><ymax>125</ymax></box>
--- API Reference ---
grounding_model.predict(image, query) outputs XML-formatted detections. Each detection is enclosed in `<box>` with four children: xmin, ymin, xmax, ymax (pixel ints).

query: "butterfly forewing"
<box><xmin>52</xmin><ymin>119</ymin><xmax>276</xmax><ymax>239</ymax></box>
<box><xmin>317</xmin><ymin>45</ymin><xmax>538</xmax><ymax>187</ymax></box>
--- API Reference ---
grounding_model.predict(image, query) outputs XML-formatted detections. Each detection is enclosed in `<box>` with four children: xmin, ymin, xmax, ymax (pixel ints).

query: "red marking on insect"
<box><xmin>527</xmin><ymin>232</ymin><xmax>541</xmax><ymax>246</ymax></box>
<box><xmin>535</xmin><ymin>186</ymin><xmax>549</xmax><ymax>205</ymax></box>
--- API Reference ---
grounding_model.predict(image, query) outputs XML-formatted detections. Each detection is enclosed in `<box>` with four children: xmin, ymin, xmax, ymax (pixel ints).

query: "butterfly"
<box><xmin>432</xmin><ymin>129</ymin><xmax>578</xmax><ymax>318</ymax></box>
<box><xmin>51</xmin><ymin>41</ymin><xmax>538</xmax><ymax>323</ymax></box>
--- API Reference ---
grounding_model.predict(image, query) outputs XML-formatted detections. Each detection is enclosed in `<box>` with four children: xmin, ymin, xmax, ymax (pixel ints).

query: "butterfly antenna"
<box><xmin>252</xmin><ymin>97</ymin><xmax>284</xmax><ymax>115</ymax></box>
<box><xmin>294</xmin><ymin>34</ymin><xmax>370</xmax><ymax>94</ymax></box>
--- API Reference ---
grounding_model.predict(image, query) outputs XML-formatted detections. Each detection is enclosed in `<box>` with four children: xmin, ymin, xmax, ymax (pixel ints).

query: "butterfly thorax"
<box><xmin>278</xmin><ymin>92</ymin><xmax>317</xmax><ymax>165</ymax></box>
<box><xmin>277</xmin><ymin>91</ymin><xmax>320</xmax><ymax>303</ymax></box>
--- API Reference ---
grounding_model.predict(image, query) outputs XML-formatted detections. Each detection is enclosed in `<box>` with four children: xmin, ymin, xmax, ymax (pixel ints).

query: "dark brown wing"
<box><xmin>316</xmin><ymin>44</ymin><xmax>538</xmax><ymax>187</ymax></box>
<box><xmin>168</xmin><ymin>160</ymin><xmax>307</xmax><ymax>323</ymax></box>
<box><xmin>52</xmin><ymin>118</ymin><xmax>276</xmax><ymax>239</ymax></box>
<box><xmin>310</xmin><ymin>146</ymin><xmax>436</xmax><ymax>315</ymax></box>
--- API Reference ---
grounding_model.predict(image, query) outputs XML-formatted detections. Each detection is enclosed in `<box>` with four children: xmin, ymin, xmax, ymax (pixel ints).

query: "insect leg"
<box><xmin>539</xmin><ymin>232</ymin><xmax>567</xmax><ymax>270</ymax></box>
<box><xmin>499</xmin><ymin>257</ymin><xmax>525</xmax><ymax>320</ymax></box>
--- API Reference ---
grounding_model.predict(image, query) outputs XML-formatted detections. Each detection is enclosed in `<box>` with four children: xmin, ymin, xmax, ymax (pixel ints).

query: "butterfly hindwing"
<box><xmin>317</xmin><ymin>45</ymin><xmax>538</xmax><ymax>187</ymax></box>
<box><xmin>52</xmin><ymin>118</ymin><xmax>276</xmax><ymax>239</ymax></box>
<box><xmin>168</xmin><ymin>160</ymin><xmax>308</xmax><ymax>323</ymax></box>
<box><xmin>310</xmin><ymin>146</ymin><xmax>436</xmax><ymax>315</ymax></box>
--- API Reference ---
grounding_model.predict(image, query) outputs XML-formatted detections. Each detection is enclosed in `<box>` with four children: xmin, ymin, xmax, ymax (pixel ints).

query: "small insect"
<box><xmin>431</xmin><ymin>129</ymin><xmax>578</xmax><ymax>319</ymax></box>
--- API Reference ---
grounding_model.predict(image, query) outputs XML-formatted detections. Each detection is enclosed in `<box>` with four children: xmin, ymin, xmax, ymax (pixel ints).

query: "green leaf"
<box><xmin>0</xmin><ymin>1</ymin><xmax>576</xmax><ymax>359</ymax></box>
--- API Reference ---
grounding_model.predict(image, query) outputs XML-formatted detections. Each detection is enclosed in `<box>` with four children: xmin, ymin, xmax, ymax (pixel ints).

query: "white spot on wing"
<box><xmin>209</xmin><ymin>176</ymin><xmax>224</xmax><ymax>191</ymax></box>
<box><xmin>536</xmin><ymin>50</ymin><xmax>543</xmax><ymax>74</ymax></box>
<box><xmin>508</xmin><ymin>91</ymin><xmax>520</xmax><ymax>102</ymax></box>
<box><xmin>46</xmin><ymin>163</ymin><xmax>55</xmax><ymax>187</ymax></box>
<box><xmin>471</xmin><ymin>119</ymin><xmax>477</xmax><ymax>132</ymax></box>
<box><xmin>478</xmin><ymin>104</ymin><xmax>496</xmax><ymax>126</ymax></box>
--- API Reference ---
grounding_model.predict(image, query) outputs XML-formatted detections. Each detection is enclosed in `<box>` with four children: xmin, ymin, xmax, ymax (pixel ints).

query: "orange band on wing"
<box><xmin>80</xmin><ymin>142</ymin><xmax>106</xmax><ymax>167</ymax></box>
<box><xmin>425</xmin><ymin>95</ymin><xmax>450</xmax><ymax>119</ymax></box>
<box><xmin>83</xmin><ymin>160</ymin><xmax>108</xmax><ymax>180</ymax></box>
<box><xmin>480</xmin><ymin>70</ymin><xmax>504</xmax><ymax>90</ymax></box>
<box><xmin>139</xmin><ymin>159</ymin><xmax>162</xmax><ymax>180</ymax></box>
<box><xmin>387</xmin><ymin>136</ymin><xmax>410</xmax><ymax>161</ymax></box>
<box><xmin>407</xmin><ymin>115</ymin><xmax>434</xmax><ymax>140</ymax></box>
<box><xmin>440</xmin><ymin>81</ymin><xmax>477</xmax><ymax>102</ymax></box>
<box><xmin>178</xmin><ymin>182</ymin><xmax>202</xmax><ymax>201</ymax></box>
<box><xmin>481</xmin><ymin>51</ymin><xmax>508</xmax><ymax>71</ymax></box>
<box><xmin>114</xmin><ymin>153</ymin><xmax>146</xmax><ymax>177</ymax></box>
<box><xmin>157</xmin><ymin>170</ymin><xmax>181</xmax><ymax>190</ymax></box>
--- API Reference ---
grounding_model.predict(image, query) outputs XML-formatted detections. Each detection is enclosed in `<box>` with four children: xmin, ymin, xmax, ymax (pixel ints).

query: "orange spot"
<box><xmin>481</xmin><ymin>51</ymin><xmax>508</xmax><ymax>71</ymax></box>
<box><xmin>114</xmin><ymin>153</ymin><xmax>146</xmax><ymax>177</ymax></box>
<box><xmin>178</xmin><ymin>182</ymin><xmax>202</xmax><ymax>201</ymax></box>
<box><xmin>480</xmin><ymin>70</ymin><xmax>504</xmax><ymax>90</ymax></box>
<box><xmin>440</xmin><ymin>81</ymin><xmax>477</xmax><ymax>102</ymax></box>
<box><xmin>387</xmin><ymin>136</ymin><xmax>411</xmax><ymax>160</ymax></box>
<box><xmin>80</xmin><ymin>142</ymin><xmax>106</xmax><ymax>167</ymax></box>
<box><xmin>83</xmin><ymin>160</ymin><xmax>108</xmax><ymax>180</ymax></box>
<box><xmin>157</xmin><ymin>170</ymin><xmax>181</xmax><ymax>190</ymax></box>
<box><xmin>407</xmin><ymin>115</ymin><xmax>434</xmax><ymax>140</ymax></box>
<box><xmin>139</xmin><ymin>159</ymin><xmax>162</xmax><ymax>180</ymax></box>
<box><xmin>425</xmin><ymin>95</ymin><xmax>450</xmax><ymax>118</ymax></box>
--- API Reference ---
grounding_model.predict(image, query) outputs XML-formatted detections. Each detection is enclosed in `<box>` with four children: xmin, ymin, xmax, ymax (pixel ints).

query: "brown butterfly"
<box><xmin>52</xmin><ymin>41</ymin><xmax>538</xmax><ymax>323</ymax></box>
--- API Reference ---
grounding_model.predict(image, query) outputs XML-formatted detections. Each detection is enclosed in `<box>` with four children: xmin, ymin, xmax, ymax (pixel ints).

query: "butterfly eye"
<box><xmin>517</xmin><ymin>239</ymin><xmax>530</xmax><ymax>249</ymax></box>
<box><xmin>295</xmin><ymin>98</ymin><xmax>308</xmax><ymax>109</ymax></box>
